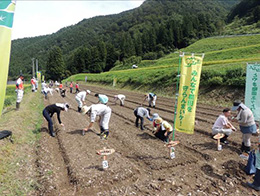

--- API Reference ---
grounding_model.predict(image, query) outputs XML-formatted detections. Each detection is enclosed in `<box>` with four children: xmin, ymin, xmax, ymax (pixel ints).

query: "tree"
<box><xmin>46</xmin><ymin>46</ymin><xmax>65</xmax><ymax>81</ymax></box>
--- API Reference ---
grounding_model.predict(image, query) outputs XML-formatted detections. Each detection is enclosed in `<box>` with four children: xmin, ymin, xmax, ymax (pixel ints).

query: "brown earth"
<box><xmin>36</xmin><ymin>84</ymin><xmax>259</xmax><ymax>196</ymax></box>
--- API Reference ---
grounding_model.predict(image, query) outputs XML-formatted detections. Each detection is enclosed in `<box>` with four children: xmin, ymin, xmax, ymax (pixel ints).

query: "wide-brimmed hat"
<box><xmin>231</xmin><ymin>100</ymin><xmax>242</xmax><ymax>111</ymax></box>
<box><xmin>86</xmin><ymin>90</ymin><xmax>91</xmax><ymax>94</ymax></box>
<box><xmin>81</xmin><ymin>105</ymin><xmax>91</xmax><ymax>114</ymax></box>
<box><xmin>155</xmin><ymin>117</ymin><xmax>163</xmax><ymax>124</ymax></box>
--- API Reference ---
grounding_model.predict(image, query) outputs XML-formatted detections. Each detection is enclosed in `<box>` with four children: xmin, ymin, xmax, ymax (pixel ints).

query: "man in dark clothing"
<box><xmin>42</xmin><ymin>103</ymin><xmax>69</xmax><ymax>137</ymax></box>
<box><xmin>134</xmin><ymin>107</ymin><xmax>152</xmax><ymax>130</ymax></box>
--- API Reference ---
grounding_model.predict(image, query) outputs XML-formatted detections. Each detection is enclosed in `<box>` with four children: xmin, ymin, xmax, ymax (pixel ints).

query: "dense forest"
<box><xmin>9</xmin><ymin>0</ymin><xmax>251</xmax><ymax>80</ymax></box>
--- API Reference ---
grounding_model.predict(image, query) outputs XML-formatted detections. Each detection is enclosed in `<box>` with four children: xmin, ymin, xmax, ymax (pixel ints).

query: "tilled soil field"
<box><xmin>37</xmin><ymin>84</ymin><xmax>259</xmax><ymax>196</ymax></box>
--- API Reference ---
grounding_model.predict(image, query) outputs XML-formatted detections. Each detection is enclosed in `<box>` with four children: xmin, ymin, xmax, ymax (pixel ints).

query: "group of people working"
<box><xmin>212</xmin><ymin>100</ymin><xmax>260</xmax><ymax>191</ymax></box>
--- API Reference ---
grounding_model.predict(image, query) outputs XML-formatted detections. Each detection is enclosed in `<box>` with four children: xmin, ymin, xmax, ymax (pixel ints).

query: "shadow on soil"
<box><xmin>137</xmin><ymin>132</ymin><xmax>157</xmax><ymax>140</ymax></box>
<box><xmin>193</xmin><ymin>141</ymin><xmax>241</xmax><ymax>154</ymax></box>
<box><xmin>68</xmin><ymin>129</ymin><xmax>97</xmax><ymax>135</ymax></box>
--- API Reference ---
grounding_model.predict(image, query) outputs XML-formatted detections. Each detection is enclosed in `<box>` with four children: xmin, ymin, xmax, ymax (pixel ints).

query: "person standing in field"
<box><xmin>75</xmin><ymin>90</ymin><xmax>91</xmax><ymax>112</ymax></box>
<box><xmin>114</xmin><ymin>94</ymin><xmax>126</xmax><ymax>106</ymax></box>
<box><xmin>81</xmin><ymin>104</ymin><xmax>112</xmax><ymax>139</ymax></box>
<box><xmin>133</xmin><ymin>107</ymin><xmax>153</xmax><ymax>130</ymax></box>
<box><xmin>247</xmin><ymin>143</ymin><xmax>260</xmax><ymax>191</ymax></box>
<box><xmin>95</xmin><ymin>93</ymin><xmax>109</xmax><ymax>105</ymax></box>
<box><xmin>16</xmin><ymin>74</ymin><xmax>24</xmax><ymax>110</ymax></box>
<box><xmin>75</xmin><ymin>82</ymin><xmax>80</xmax><ymax>93</ymax></box>
<box><xmin>42</xmin><ymin>103</ymin><xmax>69</xmax><ymax>137</ymax></box>
<box><xmin>142</xmin><ymin>93</ymin><xmax>157</xmax><ymax>108</ymax></box>
<box><xmin>231</xmin><ymin>100</ymin><xmax>257</xmax><ymax>155</ymax></box>
<box><xmin>69</xmin><ymin>82</ymin><xmax>73</xmax><ymax>93</ymax></box>
<box><xmin>31</xmin><ymin>77</ymin><xmax>36</xmax><ymax>92</ymax></box>
<box><xmin>212</xmin><ymin>108</ymin><xmax>236</xmax><ymax>144</ymax></box>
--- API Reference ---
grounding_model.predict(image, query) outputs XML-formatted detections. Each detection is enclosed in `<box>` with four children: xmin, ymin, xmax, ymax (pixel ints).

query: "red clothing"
<box><xmin>59</xmin><ymin>84</ymin><xmax>63</xmax><ymax>89</ymax></box>
<box><xmin>75</xmin><ymin>84</ymin><xmax>79</xmax><ymax>89</ymax></box>
<box><xmin>16</xmin><ymin>78</ymin><xmax>24</xmax><ymax>90</ymax></box>
<box><xmin>70</xmin><ymin>83</ymin><xmax>73</xmax><ymax>88</ymax></box>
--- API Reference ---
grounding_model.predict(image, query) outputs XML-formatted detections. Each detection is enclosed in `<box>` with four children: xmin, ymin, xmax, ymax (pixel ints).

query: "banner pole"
<box><xmin>171</xmin><ymin>52</ymin><xmax>183</xmax><ymax>141</ymax></box>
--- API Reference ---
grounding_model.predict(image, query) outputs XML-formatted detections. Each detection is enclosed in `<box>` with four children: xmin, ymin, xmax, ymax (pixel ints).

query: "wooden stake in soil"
<box><xmin>165</xmin><ymin>141</ymin><xmax>180</xmax><ymax>159</ymax></box>
<box><xmin>213</xmin><ymin>133</ymin><xmax>224</xmax><ymax>151</ymax></box>
<box><xmin>96</xmin><ymin>147</ymin><xmax>115</xmax><ymax>169</ymax></box>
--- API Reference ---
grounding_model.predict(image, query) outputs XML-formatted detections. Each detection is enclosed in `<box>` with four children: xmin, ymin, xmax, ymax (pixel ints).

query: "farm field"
<box><xmin>35</xmin><ymin>84</ymin><xmax>259</xmax><ymax>195</ymax></box>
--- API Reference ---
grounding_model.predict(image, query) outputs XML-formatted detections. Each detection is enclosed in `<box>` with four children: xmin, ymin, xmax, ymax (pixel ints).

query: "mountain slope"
<box><xmin>9</xmin><ymin>0</ymin><xmax>239</xmax><ymax>79</ymax></box>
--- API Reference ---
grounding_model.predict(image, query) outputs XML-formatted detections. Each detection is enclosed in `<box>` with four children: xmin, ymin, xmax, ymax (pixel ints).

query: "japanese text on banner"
<box><xmin>175</xmin><ymin>55</ymin><xmax>203</xmax><ymax>134</ymax></box>
<box><xmin>245</xmin><ymin>64</ymin><xmax>260</xmax><ymax>122</ymax></box>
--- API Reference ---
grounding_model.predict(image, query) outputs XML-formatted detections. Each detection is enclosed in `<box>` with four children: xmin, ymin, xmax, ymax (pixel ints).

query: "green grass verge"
<box><xmin>0</xmin><ymin>89</ymin><xmax>44</xmax><ymax>195</ymax></box>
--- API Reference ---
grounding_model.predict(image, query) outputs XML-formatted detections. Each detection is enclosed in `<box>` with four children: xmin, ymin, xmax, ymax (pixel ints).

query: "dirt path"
<box><xmin>37</xmin><ymin>84</ymin><xmax>259</xmax><ymax>195</ymax></box>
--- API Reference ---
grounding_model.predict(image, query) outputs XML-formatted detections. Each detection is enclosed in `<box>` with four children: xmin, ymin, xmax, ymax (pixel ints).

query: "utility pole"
<box><xmin>36</xmin><ymin>58</ymin><xmax>38</xmax><ymax>74</ymax></box>
<box><xmin>32</xmin><ymin>58</ymin><xmax>35</xmax><ymax>78</ymax></box>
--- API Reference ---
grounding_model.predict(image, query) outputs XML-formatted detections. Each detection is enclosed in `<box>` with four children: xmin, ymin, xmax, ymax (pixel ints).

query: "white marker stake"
<box><xmin>102</xmin><ymin>156</ymin><xmax>108</xmax><ymax>169</ymax></box>
<box><xmin>170</xmin><ymin>147</ymin><xmax>175</xmax><ymax>159</ymax></box>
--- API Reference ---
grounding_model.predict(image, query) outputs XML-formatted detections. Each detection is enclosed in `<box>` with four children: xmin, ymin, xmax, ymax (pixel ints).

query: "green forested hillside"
<box><xmin>9</xmin><ymin>0</ymin><xmax>239</xmax><ymax>80</ymax></box>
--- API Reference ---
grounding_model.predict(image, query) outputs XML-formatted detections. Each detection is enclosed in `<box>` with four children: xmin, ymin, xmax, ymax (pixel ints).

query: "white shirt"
<box><xmin>116</xmin><ymin>94</ymin><xmax>125</xmax><ymax>100</ymax></box>
<box><xmin>90</xmin><ymin>104</ymin><xmax>111</xmax><ymax>122</ymax></box>
<box><xmin>212</xmin><ymin>114</ymin><xmax>228</xmax><ymax>129</ymax></box>
<box><xmin>76</xmin><ymin>91</ymin><xmax>86</xmax><ymax>101</ymax></box>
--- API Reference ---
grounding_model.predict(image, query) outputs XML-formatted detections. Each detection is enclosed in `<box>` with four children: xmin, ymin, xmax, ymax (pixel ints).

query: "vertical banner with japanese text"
<box><xmin>245</xmin><ymin>63</ymin><xmax>260</xmax><ymax>122</ymax></box>
<box><xmin>175</xmin><ymin>55</ymin><xmax>203</xmax><ymax>134</ymax></box>
<box><xmin>0</xmin><ymin>0</ymin><xmax>16</xmax><ymax>116</ymax></box>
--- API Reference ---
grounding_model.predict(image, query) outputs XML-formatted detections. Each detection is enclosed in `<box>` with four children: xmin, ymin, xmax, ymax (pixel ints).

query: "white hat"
<box><xmin>152</xmin><ymin>113</ymin><xmax>159</xmax><ymax>120</ymax></box>
<box><xmin>81</xmin><ymin>105</ymin><xmax>91</xmax><ymax>114</ymax></box>
<box><xmin>86</xmin><ymin>90</ymin><xmax>91</xmax><ymax>94</ymax></box>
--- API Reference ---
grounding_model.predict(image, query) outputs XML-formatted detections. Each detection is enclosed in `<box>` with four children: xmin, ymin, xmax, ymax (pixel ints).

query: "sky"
<box><xmin>12</xmin><ymin>0</ymin><xmax>145</xmax><ymax>40</ymax></box>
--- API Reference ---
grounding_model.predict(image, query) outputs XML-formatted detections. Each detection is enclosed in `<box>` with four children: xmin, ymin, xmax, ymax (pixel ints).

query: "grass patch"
<box><xmin>0</xmin><ymin>89</ymin><xmax>44</xmax><ymax>195</ymax></box>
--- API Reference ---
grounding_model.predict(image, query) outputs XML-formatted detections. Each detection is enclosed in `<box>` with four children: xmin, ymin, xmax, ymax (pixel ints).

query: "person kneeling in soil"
<box><xmin>153</xmin><ymin>117</ymin><xmax>173</xmax><ymax>143</ymax></box>
<box><xmin>212</xmin><ymin>108</ymin><xmax>236</xmax><ymax>144</ymax></box>
<box><xmin>133</xmin><ymin>107</ymin><xmax>153</xmax><ymax>130</ymax></box>
<box><xmin>247</xmin><ymin>143</ymin><xmax>260</xmax><ymax>191</ymax></box>
<box><xmin>42</xmin><ymin>103</ymin><xmax>69</xmax><ymax>137</ymax></box>
<box><xmin>81</xmin><ymin>104</ymin><xmax>112</xmax><ymax>139</ymax></box>
<box><xmin>114</xmin><ymin>94</ymin><xmax>126</xmax><ymax>106</ymax></box>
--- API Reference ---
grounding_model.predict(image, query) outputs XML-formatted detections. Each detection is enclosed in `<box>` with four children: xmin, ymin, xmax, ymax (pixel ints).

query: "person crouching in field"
<box><xmin>42</xmin><ymin>103</ymin><xmax>69</xmax><ymax>137</ymax></box>
<box><xmin>133</xmin><ymin>107</ymin><xmax>153</xmax><ymax>130</ymax></box>
<box><xmin>142</xmin><ymin>93</ymin><xmax>157</xmax><ymax>108</ymax></box>
<box><xmin>153</xmin><ymin>117</ymin><xmax>173</xmax><ymax>143</ymax></box>
<box><xmin>212</xmin><ymin>108</ymin><xmax>236</xmax><ymax>144</ymax></box>
<box><xmin>95</xmin><ymin>93</ymin><xmax>109</xmax><ymax>105</ymax></box>
<box><xmin>81</xmin><ymin>104</ymin><xmax>112</xmax><ymax>139</ymax></box>
<box><xmin>114</xmin><ymin>94</ymin><xmax>126</xmax><ymax>106</ymax></box>
<box><xmin>75</xmin><ymin>90</ymin><xmax>91</xmax><ymax>112</ymax></box>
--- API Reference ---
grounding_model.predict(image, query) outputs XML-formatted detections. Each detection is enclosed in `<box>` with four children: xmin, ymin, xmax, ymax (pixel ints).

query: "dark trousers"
<box><xmin>43</xmin><ymin>109</ymin><xmax>54</xmax><ymax>135</ymax></box>
<box><xmin>134</xmin><ymin>110</ymin><xmax>144</xmax><ymax>130</ymax></box>
<box><xmin>70</xmin><ymin>88</ymin><xmax>73</xmax><ymax>93</ymax></box>
<box><xmin>253</xmin><ymin>168</ymin><xmax>260</xmax><ymax>187</ymax></box>
<box><xmin>75</xmin><ymin>88</ymin><xmax>79</xmax><ymax>93</ymax></box>
<box><xmin>155</xmin><ymin>130</ymin><xmax>171</xmax><ymax>142</ymax></box>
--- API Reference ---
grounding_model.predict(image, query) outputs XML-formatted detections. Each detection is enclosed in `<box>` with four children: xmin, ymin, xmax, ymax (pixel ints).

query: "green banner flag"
<box><xmin>0</xmin><ymin>0</ymin><xmax>16</xmax><ymax>116</ymax></box>
<box><xmin>245</xmin><ymin>63</ymin><xmax>260</xmax><ymax>122</ymax></box>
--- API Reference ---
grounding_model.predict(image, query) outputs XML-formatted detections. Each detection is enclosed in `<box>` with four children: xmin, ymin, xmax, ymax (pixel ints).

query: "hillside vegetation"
<box><xmin>64</xmin><ymin>34</ymin><xmax>260</xmax><ymax>96</ymax></box>
<box><xmin>9</xmin><ymin>0</ymin><xmax>239</xmax><ymax>80</ymax></box>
